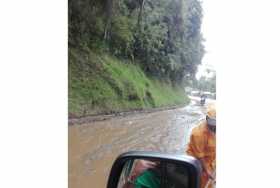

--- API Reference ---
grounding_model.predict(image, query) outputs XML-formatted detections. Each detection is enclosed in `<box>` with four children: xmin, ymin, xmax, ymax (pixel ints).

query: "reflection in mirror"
<box><xmin>116</xmin><ymin>158</ymin><xmax>192</xmax><ymax>188</ymax></box>
<box><xmin>166</xmin><ymin>163</ymin><xmax>189</xmax><ymax>188</ymax></box>
<box><xmin>117</xmin><ymin>159</ymin><xmax>162</xmax><ymax>188</ymax></box>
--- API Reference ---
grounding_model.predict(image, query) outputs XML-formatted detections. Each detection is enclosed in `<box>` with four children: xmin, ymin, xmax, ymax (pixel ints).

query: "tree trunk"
<box><xmin>137</xmin><ymin>0</ymin><xmax>145</xmax><ymax>31</ymax></box>
<box><xmin>104</xmin><ymin>0</ymin><xmax>114</xmax><ymax>40</ymax></box>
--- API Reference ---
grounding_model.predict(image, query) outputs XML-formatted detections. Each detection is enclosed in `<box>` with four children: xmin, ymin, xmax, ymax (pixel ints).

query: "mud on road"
<box><xmin>69</xmin><ymin>102</ymin><xmax>206</xmax><ymax>188</ymax></box>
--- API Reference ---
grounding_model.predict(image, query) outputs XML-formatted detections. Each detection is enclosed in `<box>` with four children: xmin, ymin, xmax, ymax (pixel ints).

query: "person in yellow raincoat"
<box><xmin>186</xmin><ymin>104</ymin><xmax>216</xmax><ymax>188</ymax></box>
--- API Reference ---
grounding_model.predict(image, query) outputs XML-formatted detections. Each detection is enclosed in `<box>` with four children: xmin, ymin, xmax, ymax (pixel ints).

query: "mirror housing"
<box><xmin>107</xmin><ymin>151</ymin><xmax>202</xmax><ymax>188</ymax></box>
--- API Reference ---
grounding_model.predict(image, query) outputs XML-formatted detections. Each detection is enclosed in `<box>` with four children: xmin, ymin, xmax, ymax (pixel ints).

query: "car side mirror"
<box><xmin>107</xmin><ymin>151</ymin><xmax>202</xmax><ymax>188</ymax></box>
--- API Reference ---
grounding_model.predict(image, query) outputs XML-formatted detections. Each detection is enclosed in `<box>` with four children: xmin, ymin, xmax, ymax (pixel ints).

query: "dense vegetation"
<box><xmin>197</xmin><ymin>75</ymin><xmax>216</xmax><ymax>93</ymax></box>
<box><xmin>69</xmin><ymin>0</ymin><xmax>205</xmax><ymax>117</ymax></box>
<box><xmin>194</xmin><ymin>70</ymin><xmax>216</xmax><ymax>94</ymax></box>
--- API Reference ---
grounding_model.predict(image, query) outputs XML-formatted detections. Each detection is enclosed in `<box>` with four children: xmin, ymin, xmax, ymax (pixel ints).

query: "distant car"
<box><xmin>201</xmin><ymin>92</ymin><xmax>215</xmax><ymax>99</ymax></box>
<box><xmin>190</xmin><ymin>90</ymin><xmax>200</xmax><ymax>97</ymax></box>
<box><xmin>189</xmin><ymin>91</ymin><xmax>215</xmax><ymax>105</ymax></box>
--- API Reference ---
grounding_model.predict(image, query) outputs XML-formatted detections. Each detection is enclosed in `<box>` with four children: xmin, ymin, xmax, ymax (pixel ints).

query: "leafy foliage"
<box><xmin>69</xmin><ymin>48</ymin><xmax>188</xmax><ymax>116</ymax></box>
<box><xmin>194</xmin><ymin>73</ymin><xmax>216</xmax><ymax>93</ymax></box>
<box><xmin>69</xmin><ymin>0</ymin><xmax>205</xmax><ymax>84</ymax></box>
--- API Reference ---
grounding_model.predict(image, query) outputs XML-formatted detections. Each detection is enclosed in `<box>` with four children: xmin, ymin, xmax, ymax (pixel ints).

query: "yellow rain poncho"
<box><xmin>186</xmin><ymin>104</ymin><xmax>216</xmax><ymax>188</ymax></box>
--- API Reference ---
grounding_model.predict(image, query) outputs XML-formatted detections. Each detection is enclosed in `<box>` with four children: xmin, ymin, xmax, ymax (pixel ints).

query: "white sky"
<box><xmin>197</xmin><ymin>0</ymin><xmax>280</xmax><ymax>80</ymax></box>
<box><xmin>196</xmin><ymin>0</ymin><xmax>216</xmax><ymax>79</ymax></box>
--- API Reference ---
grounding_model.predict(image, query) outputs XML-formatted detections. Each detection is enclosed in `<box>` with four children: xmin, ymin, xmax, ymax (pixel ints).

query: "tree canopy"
<box><xmin>69</xmin><ymin>0</ymin><xmax>205</xmax><ymax>84</ymax></box>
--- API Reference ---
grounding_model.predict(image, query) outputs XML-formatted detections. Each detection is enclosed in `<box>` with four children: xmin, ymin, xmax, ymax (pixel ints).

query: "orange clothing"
<box><xmin>186</xmin><ymin>121</ymin><xmax>216</xmax><ymax>188</ymax></box>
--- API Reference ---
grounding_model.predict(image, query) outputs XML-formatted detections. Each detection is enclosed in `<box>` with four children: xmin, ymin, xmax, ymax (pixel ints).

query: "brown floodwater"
<box><xmin>69</xmin><ymin>102</ymin><xmax>206</xmax><ymax>188</ymax></box>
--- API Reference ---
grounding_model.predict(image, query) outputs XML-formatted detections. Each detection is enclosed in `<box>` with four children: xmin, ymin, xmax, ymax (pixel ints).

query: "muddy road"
<box><xmin>69</xmin><ymin>101</ymin><xmax>207</xmax><ymax>188</ymax></box>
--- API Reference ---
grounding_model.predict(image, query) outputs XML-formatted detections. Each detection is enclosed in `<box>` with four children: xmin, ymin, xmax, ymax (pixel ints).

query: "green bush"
<box><xmin>69</xmin><ymin>47</ymin><xmax>189</xmax><ymax>117</ymax></box>
<box><xmin>110</xmin><ymin>16</ymin><xmax>135</xmax><ymax>58</ymax></box>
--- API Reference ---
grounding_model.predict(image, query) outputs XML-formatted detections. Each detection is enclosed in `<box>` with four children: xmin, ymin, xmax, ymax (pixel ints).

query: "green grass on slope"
<box><xmin>69</xmin><ymin>47</ymin><xmax>189</xmax><ymax>117</ymax></box>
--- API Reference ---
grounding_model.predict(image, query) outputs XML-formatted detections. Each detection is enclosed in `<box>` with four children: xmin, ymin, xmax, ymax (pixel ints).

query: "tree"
<box><xmin>104</xmin><ymin>0</ymin><xmax>115</xmax><ymax>40</ymax></box>
<box><xmin>69</xmin><ymin>0</ymin><xmax>205</xmax><ymax>85</ymax></box>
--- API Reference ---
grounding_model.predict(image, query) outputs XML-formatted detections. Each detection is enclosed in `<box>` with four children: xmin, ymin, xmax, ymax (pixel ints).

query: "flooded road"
<box><xmin>69</xmin><ymin>101</ymin><xmax>207</xmax><ymax>188</ymax></box>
